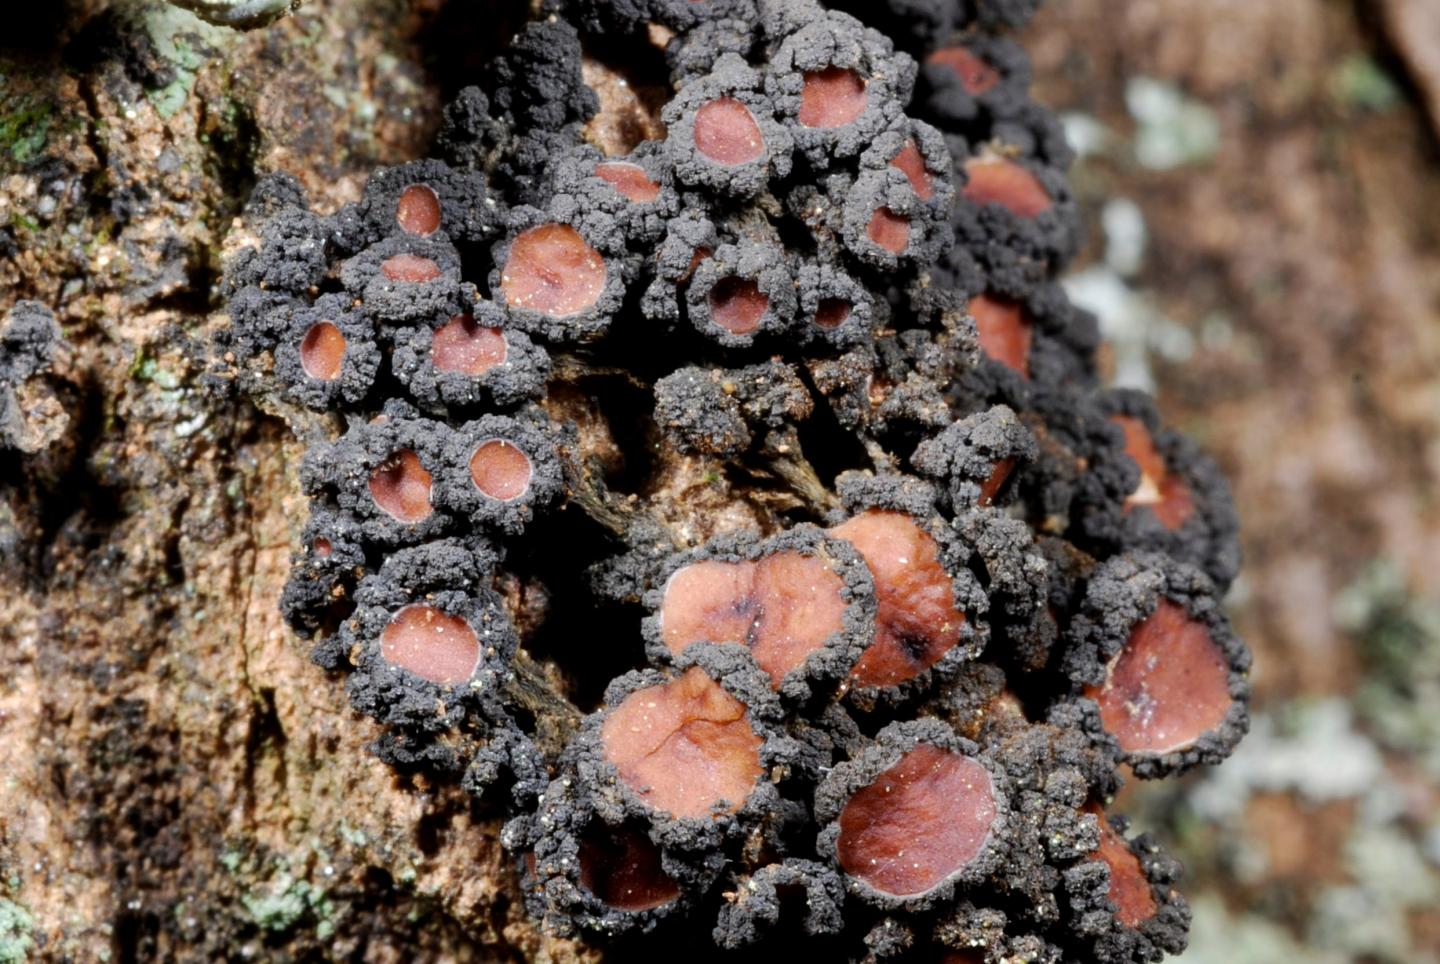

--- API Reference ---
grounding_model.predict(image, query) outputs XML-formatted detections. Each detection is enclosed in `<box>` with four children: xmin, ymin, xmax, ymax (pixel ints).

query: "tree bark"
<box><xmin>0</xmin><ymin>1</ymin><xmax>584</xmax><ymax>959</ymax></box>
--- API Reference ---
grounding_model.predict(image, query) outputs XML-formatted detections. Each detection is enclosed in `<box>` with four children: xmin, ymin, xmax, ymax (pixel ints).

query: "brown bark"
<box><xmin>0</xmin><ymin>1</ymin><xmax>585</xmax><ymax>959</ymax></box>
<box><xmin>4</xmin><ymin>0</ymin><xmax>1440</xmax><ymax>960</ymax></box>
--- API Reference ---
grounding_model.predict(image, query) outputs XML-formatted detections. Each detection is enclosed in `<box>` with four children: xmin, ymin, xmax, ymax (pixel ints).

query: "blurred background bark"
<box><xmin>0</xmin><ymin>0</ymin><xmax>1435</xmax><ymax>960</ymax></box>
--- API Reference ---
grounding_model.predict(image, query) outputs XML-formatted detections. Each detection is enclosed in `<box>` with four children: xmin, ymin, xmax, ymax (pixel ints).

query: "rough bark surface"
<box><xmin>1</xmin><ymin>1</ymin><xmax>582</xmax><ymax>960</ymax></box>
<box><xmin>2</xmin><ymin>0</ymin><xmax>1438</xmax><ymax>960</ymax></box>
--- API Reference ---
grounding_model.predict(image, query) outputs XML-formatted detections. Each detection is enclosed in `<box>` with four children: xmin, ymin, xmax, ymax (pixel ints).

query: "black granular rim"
<box><xmin>641</xmin><ymin>523</ymin><xmax>878</xmax><ymax>703</ymax></box>
<box><xmin>437</xmin><ymin>410</ymin><xmax>565</xmax><ymax>536</ymax></box>
<box><xmin>830</xmin><ymin>472</ymin><xmax>992</xmax><ymax>710</ymax></box>
<box><xmin>488</xmin><ymin>203</ymin><xmax>631</xmax><ymax>343</ymax></box>
<box><xmin>217</xmin><ymin>0</ymin><xmax>1254</xmax><ymax>954</ymax></box>
<box><xmin>910</xmin><ymin>403</ymin><xmax>1038</xmax><ymax>511</ymax></box>
<box><xmin>340</xmin><ymin>235</ymin><xmax>467</xmax><ymax>326</ymax></box>
<box><xmin>916</xmin><ymin>34</ymin><xmax>1033</xmax><ymax>129</ymax></box>
<box><xmin>1060</xmin><ymin>552</ymin><xmax>1251</xmax><ymax>777</ymax></box>
<box><xmin>328</xmin><ymin>157</ymin><xmax>502</xmax><ymax>254</ymax></box>
<box><xmin>712</xmin><ymin>858</ymin><xmax>847</xmax><ymax>948</ymax></box>
<box><xmin>508</xmin><ymin>771</ymin><xmax>720</xmax><ymax>938</ymax></box>
<box><xmin>300</xmin><ymin>403</ymin><xmax>456</xmax><ymax>547</ymax></box>
<box><xmin>544</xmin><ymin>142</ymin><xmax>682</xmax><ymax>245</ymax></box>
<box><xmin>1061</xmin><ymin>810</ymin><xmax>1191</xmax><ymax>963</ymax></box>
<box><xmin>662</xmin><ymin>53</ymin><xmax>796</xmax><ymax>199</ymax></box>
<box><xmin>765</xmin><ymin>9</ymin><xmax>917</xmax><ymax>168</ymax></box>
<box><xmin>814</xmin><ymin>718</ymin><xmax>1011</xmax><ymax>912</ymax></box>
<box><xmin>1076</xmin><ymin>389</ymin><xmax>1242</xmax><ymax>590</ymax></box>
<box><xmin>389</xmin><ymin>299</ymin><xmax>552</xmax><ymax>416</ymax></box>
<box><xmin>687</xmin><ymin>239</ymin><xmax>800</xmax><ymax>347</ymax></box>
<box><xmin>273</xmin><ymin>293</ymin><xmax>381</xmax><ymax>411</ymax></box>
<box><xmin>570</xmin><ymin>643</ymin><xmax>794</xmax><ymax>856</ymax></box>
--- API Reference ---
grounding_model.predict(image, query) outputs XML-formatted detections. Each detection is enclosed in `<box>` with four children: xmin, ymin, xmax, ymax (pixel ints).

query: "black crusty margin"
<box><xmin>542</xmin><ymin>142</ymin><xmax>681</xmax><ymax>245</ymax></box>
<box><xmin>712</xmin><ymin>858</ymin><xmax>847</xmax><ymax>948</ymax></box>
<box><xmin>1061</xmin><ymin>811</ymin><xmax>1190</xmax><ymax>964</ymax></box>
<box><xmin>280</xmin><ymin>503</ymin><xmax>368</xmax><ymax>641</ymax></box>
<box><xmin>339</xmin><ymin>538</ymin><xmax>515</xmax><ymax>770</ymax></box>
<box><xmin>389</xmin><ymin>299</ymin><xmax>551</xmax><ymax>416</ymax></box>
<box><xmin>765</xmin><ymin>9</ymin><xmax>917</xmax><ymax>168</ymax></box>
<box><xmin>438</xmin><ymin>409</ymin><xmax>565</xmax><ymax>537</ymax></box>
<box><xmin>830</xmin><ymin>471</ymin><xmax>991</xmax><ymax>711</ymax></box>
<box><xmin>339</xmin><ymin>235</ymin><xmax>468</xmax><ymax>327</ymax></box>
<box><xmin>327</xmin><ymin>157</ymin><xmax>501</xmax><ymax>255</ymax></box>
<box><xmin>273</xmin><ymin>293</ymin><xmax>380</xmax><ymax>412</ymax></box>
<box><xmin>488</xmin><ymin>203</ymin><xmax>631</xmax><ymax>343</ymax></box>
<box><xmin>642</xmin><ymin>523</ymin><xmax>878</xmax><ymax>703</ymax></box>
<box><xmin>505</xmin><ymin>769</ymin><xmax>718</xmax><ymax>939</ymax></box>
<box><xmin>1076</xmin><ymin>389</ymin><xmax>1242</xmax><ymax>591</ymax></box>
<box><xmin>1059</xmin><ymin>551</ymin><xmax>1251</xmax><ymax>778</ymax></box>
<box><xmin>662</xmin><ymin>53</ymin><xmax>796</xmax><ymax>199</ymax></box>
<box><xmin>570</xmin><ymin>642</ymin><xmax>803</xmax><ymax>856</ymax></box>
<box><xmin>686</xmin><ymin>239</ymin><xmax>799</xmax><ymax>348</ymax></box>
<box><xmin>300</xmin><ymin>400</ymin><xmax>455</xmax><ymax>547</ymax></box>
<box><xmin>911</xmin><ymin>403</ymin><xmax>1038</xmax><ymax>511</ymax></box>
<box><xmin>814</xmin><ymin>718</ymin><xmax>1011</xmax><ymax>912</ymax></box>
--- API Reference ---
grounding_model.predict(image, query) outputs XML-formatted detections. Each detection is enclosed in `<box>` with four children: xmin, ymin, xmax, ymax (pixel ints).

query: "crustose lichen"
<box><xmin>221</xmin><ymin>1</ymin><xmax>1251</xmax><ymax>959</ymax></box>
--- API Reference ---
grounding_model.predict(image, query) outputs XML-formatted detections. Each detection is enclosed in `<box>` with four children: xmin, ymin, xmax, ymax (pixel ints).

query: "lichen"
<box><xmin>0</xmin><ymin>899</ymin><xmax>35</xmax><ymax>964</ymax></box>
<box><xmin>219</xmin><ymin>0</ymin><xmax>1251</xmax><ymax>957</ymax></box>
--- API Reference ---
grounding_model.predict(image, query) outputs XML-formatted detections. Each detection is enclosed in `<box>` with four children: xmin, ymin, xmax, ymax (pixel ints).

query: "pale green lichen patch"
<box><xmin>1125</xmin><ymin>77</ymin><xmax>1221</xmax><ymax>171</ymax></box>
<box><xmin>0</xmin><ymin>898</ymin><xmax>35</xmax><ymax>964</ymax></box>
<box><xmin>1330</xmin><ymin>55</ymin><xmax>1403</xmax><ymax>114</ymax></box>
<box><xmin>0</xmin><ymin>74</ymin><xmax>56</xmax><ymax>167</ymax></box>
<box><xmin>240</xmin><ymin>869</ymin><xmax>335</xmax><ymax>935</ymax></box>
<box><xmin>1335</xmin><ymin>559</ymin><xmax>1440</xmax><ymax>776</ymax></box>
<box><xmin>140</xmin><ymin>5</ymin><xmax>231</xmax><ymax>120</ymax></box>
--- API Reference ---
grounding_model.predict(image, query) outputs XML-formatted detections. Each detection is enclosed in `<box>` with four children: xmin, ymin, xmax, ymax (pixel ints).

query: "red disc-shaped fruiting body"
<box><xmin>432</xmin><ymin>314</ymin><xmax>507</xmax><ymax>376</ymax></box>
<box><xmin>816</xmin><ymin>720</ymin><xmax>1006</xmax><ymax>910</ymax></box>
<box><xmin>600</xmin><ymin>666</ymin><xmax>765</xmax><ymax>820</ymax></box>
<box><xmin>926</xmin><ymin>46</ymin><xmax>1000</xmax><ymax>96</ymax></box>
<box><xmin>501</xmin><ymin>224</ymin><xmax>608</xmax><ymax>318</ymax></box>
<box><xmin>1086</xmin><ymin>600</ymin><xmax>1234</xmax><ymax>757</ymax></box>
<box><xmin>577</xmin><ymin>823</ymin><xmax>682</xmax><ymax>912</ymax></box>
<box><xmin>962</xmin><ymin>156</ymin><xmax>1053</xmax><ymax>219</ymax></box>
<box><xmin>686</xmin><ymin>240</ymin><xmax>797</xmax><ymax>347</ymax></box>
<box><xmin>469</xmin><ymin>439</ymin><xmax>534</xmax><ymax>502</ymax></box>
<box><xmin>650</xmin><ymin>527</ymin><xmax>873</xmax><ymax>695</ymax></box>
<box><xmin>837</xmin><ymin>743</ymin><xmax>997</xmax><ymax>896</ymax></box>
<box><xmin>274</xmin><ymin>294</ymin><xmax>381</xmax><ymax>411</ymax></box>
<box><xmin>866</xmin><ymin>207</ymin><xmax>911</xmax><ymax>255</ymax></box>
<box><xmin>661</xmin><ymin>555</ymin><xmax>844</xmax><ymax>684</ymax></box>
<box><xmin>890</xmin><ymin>140</ymin><xmax>936</xmax><ymax>201</ymax></box>
<box><xmin>396</xmin><ymin>184</ymin><xmax>443</xmax><ymax>237</ymax></box>
<box><xmin>708</xmin><ymin>277</ymin><xmax>769</xmax><ymax>335</ymax></box>
<box><xmin>380</xmin><ymin>603</ymin><xmax>483</xmax><ymax>686</ymax></box>
<box><xmin>662</xmin><ymin>54</ymin><xmax>793</xmax><ymax>197</ymax></box>
<box><xmin>969</xmin><ymin>294</ymin><xmax>1033</xmax><ymax>378</ymax></box>
<box><xmin>1111</xmin><ymin>416</ymin><xmax>1195</xmax><ymax>531</ymax></box>
<box><xmin>595</xmin><ymin>161</ymin><xmax>663</xmax><ymax>203</ymax></box>
<box><xmin>799</xmin><ymin>67</ymin><xmax>869</xmax><ymax>129</ymax></box>
<box><xmin>381</xmin><ymin>252</ymin><xmax>443</xmax><ymax>283</ymax></box>
<box><xmin>1066</xmin><ymin>552</ymin><xmax>1250</xmax><ymax>775</ymax></box>
<box><xmin>814</xmin><ymin>298</ymin><xmax>853</xmax><ymax>330</ymax></box>
<box><xmin>445</xmin><ymin>414</ymin><xmax>562</xmax><ymax>535</ymax></box>
<box><xmin>368</xmin><ymin>448</ymin><xmax>434</xmax><ymax>524</ymax></box>
<box><xmin>694</xmin><ymin>97</ymin><xmax>767</xmax><ymax>166</ymax></box>
<box><xmin>830</xmin><ymin>511</ymin><xmax>967</xmax><ymax>690</ymax></box>
<box><xmin>299</xmin><ymin>321</ymin><xmax>346</xmax><ymax>381</ymax></box>
<box><xmin>1089</xmin><ymin>808</ymin><xmax>1159</xmax><ymax>929</ymax></box>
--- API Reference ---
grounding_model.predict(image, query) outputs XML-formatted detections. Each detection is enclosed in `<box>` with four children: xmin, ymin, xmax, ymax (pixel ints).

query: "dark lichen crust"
<box><xmin>1</xmin><ymin>301</ymin><xmax>67</xmax><ymax>455</ymax></box>
<box><xmin>221</xmin><ymin>0</ymin><xmax>1251</xmax><ymax>959</ymax></box>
